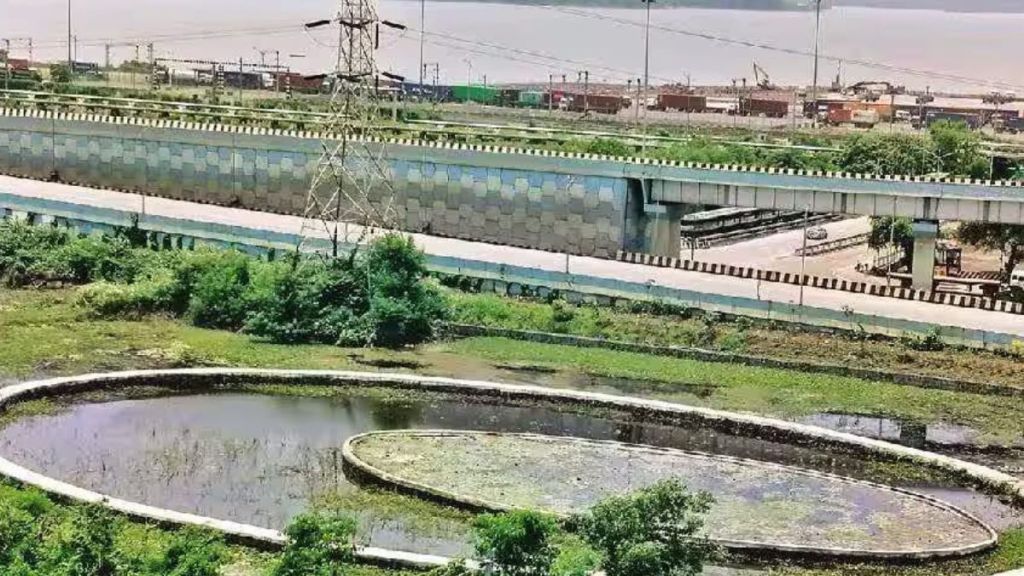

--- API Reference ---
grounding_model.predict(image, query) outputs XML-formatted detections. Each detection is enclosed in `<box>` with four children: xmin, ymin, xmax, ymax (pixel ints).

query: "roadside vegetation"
<box><xmin>1</xmin><ymin>221</ymin><xmax>446</xmax><ymax>347</ymax></box>
<box><xmin>3</xmin><ymin>216</ymin><xmax>1024</xmax><ymax>575</ymax></box>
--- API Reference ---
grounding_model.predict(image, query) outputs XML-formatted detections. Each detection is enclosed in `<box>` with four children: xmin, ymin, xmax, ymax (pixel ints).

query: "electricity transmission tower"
<box><xmin>301</xmin><ymin>0</ymin><xmax>404</xmax><ymax>258</ymax></box>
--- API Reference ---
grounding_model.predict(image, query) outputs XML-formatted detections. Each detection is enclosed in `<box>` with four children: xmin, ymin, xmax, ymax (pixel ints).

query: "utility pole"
<box><xmin>584</xmin><ymin>70</ymin><xmax>589</xmax><ymax>115</ymax></box>
<box><xmin>799</xmin><ymin>206</ymin><xmax>809</xmax><ymax>306</ymax></box>
<box><xmin>464</xmin><ymin>58</ymin><xmax>472</xmax><ymax>103</ymax></box>
<box><xmin>548</xmin><ymin>73</ymin><xmax>554</xmax><ymax>113</ymax></box>
<box><xmin>104</xmin><ymin>44</ymin><xmax>111</xmax><ymax>70</ymax></box>
<box><xmin>133</xmin><ymin>44</ymin><xmax>140</xmax><ymax>89</ymax></box>
<box><xmin>238</xmin><ymin>57</ymin><xmax>244</xmax><ymax>104</ymax></box>
<box><xmin>67</xmin><ymin>0</ymin><xmax>72</xmax><ymax>69</ymax></box>
<box><xmin>641</xmin><ymin>0</ymin><xmax>654</xmax><ymax>154</ymax></box>
<box><xmin>147</xmin><ymin>43</ymin><xmax>155</xmax><ymax>90</ymax></box>
<box><xmin>2</xmin><ymin>39</ymin><xmax>9</xmax><ymax>91</ymax></box>
<box><xmin>419</xmin><ymin>0</ymin><xmax>425</xmax><ymax>95</ymax></box>
<box><xmin>811</xmin><ymin>0</ymin><xmax>822</xmax><ymax>128</ymax></box>
<box><xmin>634</xmin><ymin>77</ymin><xmax>641</xmax><ymax>123</ymax></box>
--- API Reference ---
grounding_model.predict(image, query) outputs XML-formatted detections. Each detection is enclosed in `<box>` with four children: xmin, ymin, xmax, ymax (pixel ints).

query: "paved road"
<box><xmin>2</xmin><ymin>175</ymin><xmax>1022</xmax><ymax>338</ymax></box>
<box><xmin>699</xmin><ymin>217</ymin><xmax>872</xmax><ymax>274</ymax></box>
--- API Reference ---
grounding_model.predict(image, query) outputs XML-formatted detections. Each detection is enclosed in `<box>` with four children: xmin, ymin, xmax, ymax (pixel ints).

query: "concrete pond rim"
<box><xmin>341</xmin><ymin>429</ymin><xmax>998</xmax><ymax>561</ymax></box>
<box><xmin>0</xmin><ymin>368</ymin><xmax>1020</xmax><ymax>568</ymax></box>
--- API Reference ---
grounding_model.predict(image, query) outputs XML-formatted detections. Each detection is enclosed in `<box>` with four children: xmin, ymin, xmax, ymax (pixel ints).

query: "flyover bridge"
<box><xmin>1</xmin><ymin>108</ymin><xmax>1023</xmax><ymax>289</ymax></box>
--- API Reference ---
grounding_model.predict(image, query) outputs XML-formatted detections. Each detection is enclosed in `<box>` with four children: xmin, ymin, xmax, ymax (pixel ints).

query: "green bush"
<box><xmin>550</xmin><ymin>535</ymin><xmax>602</xmax><ymax>576</ymax></box>
<box><xmin>157</xmin><ymin>527</ymin><xmax>227</xmax><ymax>576</ymax></box>
<box><xmin>425</xmin><ymin>560</ymin><xmax>475</xmax><ymax>576</ymax></box>
<box><xmin>273</xmin><ymin>511</ymin><xmax>358</xmax><ymax>576</ymax></box>
<box><xmin>574</xmin><ymin>479</ymin><xmax>717</xmax><ymax>576</ymax></box>
<box><xmin>473</xmin><ymin>510</ymin><xmax>561</xmax><ymax>576</ymax></box>
<box><xmin>183</xmin><ymin>251</ymin><xmax>253</xmax><ymax>329</ymax></box>
<box><xmin>40</xmin><ymin>504</ymin><xmax>120</xmax><ymax>576</ymax></box>
<box><xmin>246</xmin><ymin>234</ymin><xmax>446</xmax><ymax>347</ymax></box>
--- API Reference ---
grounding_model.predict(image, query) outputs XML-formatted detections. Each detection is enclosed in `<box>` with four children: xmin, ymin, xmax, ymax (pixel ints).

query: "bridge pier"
<box><xmin>911</xmin><ymin>220</ymin><xmax>939</xmax><ymax>291</ymax></box>
<box><xmin>641</xmin><ymin>202</ymin><xmax>684</xmax><ymax>258</ymax></box>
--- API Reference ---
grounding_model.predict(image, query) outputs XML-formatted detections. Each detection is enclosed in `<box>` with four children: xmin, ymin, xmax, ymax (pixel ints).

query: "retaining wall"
<box><xmin>0</xmin><ymin>112</ymin><xmax>645</xmax><ymax>258</ymax></box>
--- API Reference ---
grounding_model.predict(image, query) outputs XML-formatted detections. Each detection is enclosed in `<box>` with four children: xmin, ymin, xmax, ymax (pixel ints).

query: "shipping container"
<box><xmin>739</xmin><ymin>97</ymin><xmax>789</xmax><ymax>118</ymax></box>
<box><xmin>498</xmin><ymin>88</ymin><xmax>520</xmax><ymax>107</ymax></box>
<box><xmin>517</xmin><ymin>91</ymin><xmax>545</xmax><ymax>108</ymax></box>
<box><xmin>451</xmin><ymin>84</ymin><xmax>499</xmax><ymax>105</ymax></box>
<box><xmin>565</xmin><ymin>93</ymin><xmax>625</xmax><ymax>114</ymax></box>
<box><xmin>653</xmin><ymin>93</ymin><xmax>706</xmax><ymax>112</ymax></box>
<box><xmin>221</xmin><ymin>70</ymin><xmax>263</xmax><ymax>90</ymax></box>
<box><xmin>274</xmin><ymin>72</ymin><xmax>323</xmax><ymax>93</ymax></box>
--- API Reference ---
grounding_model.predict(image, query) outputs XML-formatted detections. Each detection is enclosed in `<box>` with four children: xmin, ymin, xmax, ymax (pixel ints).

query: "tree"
<box><xmin>868</xmin><ymin>216</ymin><xmax>915</xmax><ymax>269</ymax></box>
<box><xmin>957</xmin><ymin>222</ymin><xmax>1024</xmax><ymax>278</ymax></box>
<box><xmin>574</xmin><ymin>479</ymin><xmax>718</xmax><ymax>576</ymax></box>
<box><xmin>929</xmin><ymin>120</ymin><xmax>990</xmax><ymax>179</ymax></box>
<box><xmin>48</xmin><ymin>64</ymin><xmax>71</xmax><ymax>84</ymax></box>
<box><xmin>273</xmin><ymin>511</ymin><xmax>357</xmax><ymax>576</ymax></box>
<box><xmin>473</xmin><ymin>510</ymin><xmax>560</xmax><ymax>576</ymax></box>
<box><xmin>838</xmin><ymin>133</ymin><xmax>936</xmax><ymax>176</ymax></box>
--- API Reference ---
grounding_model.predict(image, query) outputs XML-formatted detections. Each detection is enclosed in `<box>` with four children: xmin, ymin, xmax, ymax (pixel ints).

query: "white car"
<box><xmin>1011</xmin><ymin>266</ymin><xmax>1024</xmax><ymax>289</ymax></box>
<box><xmin>805</xmin><ymin>226</ymin><xmax>828</xmax><ymax>241</ymax></box>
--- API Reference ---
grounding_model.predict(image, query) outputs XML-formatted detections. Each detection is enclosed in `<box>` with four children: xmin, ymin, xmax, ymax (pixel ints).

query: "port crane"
<box><xmin>752</xmin><ymin>62</ymin><xmax>776</xmax><ymax>90</ymax></box>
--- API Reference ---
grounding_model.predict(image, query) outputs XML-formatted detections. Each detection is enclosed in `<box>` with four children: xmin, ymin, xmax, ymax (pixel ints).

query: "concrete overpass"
<box><xmin>2</xmin><ymin>108</ymin><xmax>1023</xmax><ymax>289</ymax></box>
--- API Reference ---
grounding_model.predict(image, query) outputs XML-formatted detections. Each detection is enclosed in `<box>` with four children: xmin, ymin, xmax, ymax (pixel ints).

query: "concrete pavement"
<box><xmin>2</xmin><ymin>175</ymin><xmax>1023</xmax><ymax>339</ymax></box>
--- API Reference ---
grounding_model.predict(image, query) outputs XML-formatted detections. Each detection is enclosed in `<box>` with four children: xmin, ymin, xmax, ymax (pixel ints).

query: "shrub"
<box><xmin>473</xmin><ymin>510</ymin><xmax>561</xmax><ymax>576</ymax></box>
<box><xmin>40</xmin><ymin>504</ymin><xmax>120</xmax><ymax>576</ymax></box>
<box><xmin>77</xmin><ymin>277</ymin><xmax>176</xmax><ymax>318</ymax></box>
<box><xmin>0</xmin><ymin>501</ymin><xmax>37</xmax><ymax>568</ymax></box>
<box><xmin>426</xmin><ymin>560</ymin><xmax>475</xmax><ymax>576</ymax></box>
<box><xmin>361</xmin><ymin>234</ymin><xmax>447</xmax><ymax>346</ymax></box>
<box><xmin>247</xmin><ymin>234</ymin><xmax>446</xmax><ymax>347</ymax></box>
<box><xmin>900</xmin><ymin>326</ymin><xmax>946</xmax><ymax>352</ymax></box>
<box><xmin>550</xmin><ymin>535</ymin><xmax>602</xmax><ymax>576</ymax></box>
<box><xmin>273</xmin><ymin>511</ymin><xmax>357</xmax><ymax>576</ymax></box>
<box><xmin>574</xmin><ymin>479</ymin><xmax>717</xmax><ymax>576</ymax></box>
<box><xmin>157</xmin><ymin>527</ymin><xmax>227</xmax><ymax>576</ymax></box>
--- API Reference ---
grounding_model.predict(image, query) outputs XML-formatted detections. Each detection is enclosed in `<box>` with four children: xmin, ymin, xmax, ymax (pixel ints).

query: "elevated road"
<box><xmin>2</xmin><ymin>175</ymin><xmax>1022</xmax><ymax>342</ymax></box>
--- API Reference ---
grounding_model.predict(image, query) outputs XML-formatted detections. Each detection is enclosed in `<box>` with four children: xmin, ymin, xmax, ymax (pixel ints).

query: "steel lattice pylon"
<box><xmin>301</xmin><ymin>0</ymin><xmax>397</xmax><ymax>257</ymax></box>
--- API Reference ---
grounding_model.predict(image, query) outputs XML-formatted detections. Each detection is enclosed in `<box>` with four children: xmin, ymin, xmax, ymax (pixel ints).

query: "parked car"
<box><xmin>805</xmin><ymin>226</ymin><xmax>828</xmax><ymax>241</ymax></box>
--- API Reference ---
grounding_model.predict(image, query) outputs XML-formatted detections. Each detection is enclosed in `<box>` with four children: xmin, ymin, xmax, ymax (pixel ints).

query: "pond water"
<box><xmin>0</xmin><ymin>385</ymin><xmax>1020</xmax><ymax>557</ymax></box>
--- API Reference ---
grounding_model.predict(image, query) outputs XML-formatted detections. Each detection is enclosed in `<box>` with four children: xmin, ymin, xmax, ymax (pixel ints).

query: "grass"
<box><xmin>448</xmin><ymin>293</ymin><xmax>1024</xmax><ymax>390</ymax></box>
<box><xmin>313</xmin><ymin>486</ymin><xmax>475</xmax><ymax>541</ymax></box>
<box><xmin>3</xmin><ymin>287</ymin><xmax>1024</xmax><ymax>574</ymax></box>
<box><xmin>447</xmin><ymin>337</ymin><xmax>1024</xmax><ymax>444</ymax></box>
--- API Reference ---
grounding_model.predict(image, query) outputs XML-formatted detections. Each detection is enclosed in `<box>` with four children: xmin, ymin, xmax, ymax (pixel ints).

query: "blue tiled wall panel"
<box><xmin>0</xmin><ymin>119</ymin><xmax>636</xmax><ymax>257</ymax></box>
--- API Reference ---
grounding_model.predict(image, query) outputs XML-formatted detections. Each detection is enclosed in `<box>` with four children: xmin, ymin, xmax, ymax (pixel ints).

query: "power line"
<box><xmin>533</xmin><ymin>4</ymin><xmax>1024</xmax><ymax>92</ymax></box>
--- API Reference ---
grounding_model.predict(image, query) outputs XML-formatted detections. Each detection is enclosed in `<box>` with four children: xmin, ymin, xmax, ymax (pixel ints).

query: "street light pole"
<box><xmin>67</xmin><ymin>0</ymin><xmax>73</xmax><ymax>69</ymax></box>
<box><xmin>419</xmin><ymin>0</ymin><xmax>425</xmax><ymax>93</ymax></box>
<box><xmin>641</xmin><ymin>0</ymin><xmax>654</xmax><ymax>154</ymax></box>
<box><xmin>811</xmin><ymin>0</ymin><xmax>822</xmax><ymax>128</ymax></box>
<box><xmin>799</xmin><ymin>206</ymin><xmax>809</xmax><ymax>306</ymax></box>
